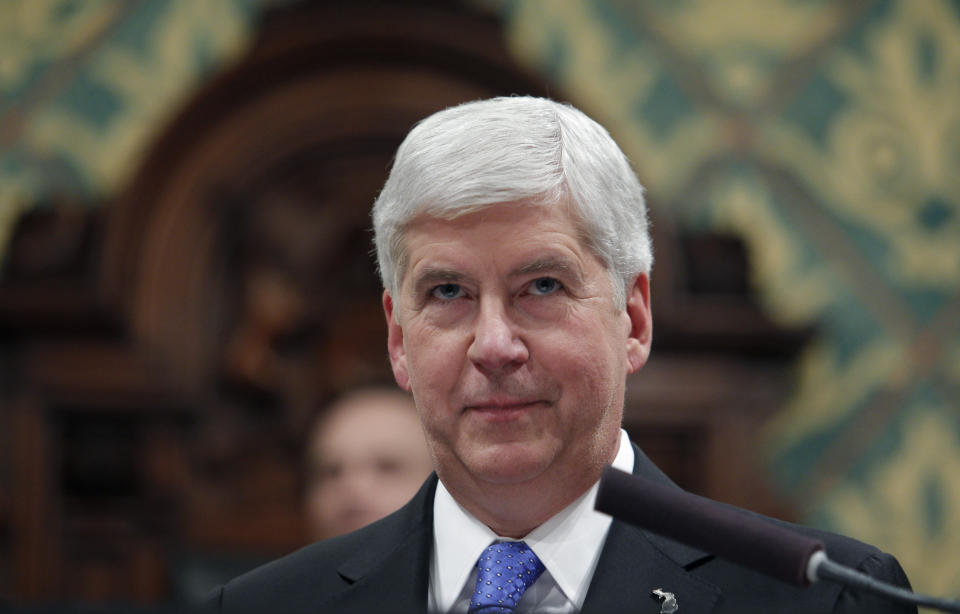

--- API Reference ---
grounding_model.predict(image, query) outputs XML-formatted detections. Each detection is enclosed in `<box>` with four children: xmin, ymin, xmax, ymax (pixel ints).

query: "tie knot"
<box><xmin>469</xmin><ymin>541</ymin><xmax>545</xmax><ymax>613</ymax></box>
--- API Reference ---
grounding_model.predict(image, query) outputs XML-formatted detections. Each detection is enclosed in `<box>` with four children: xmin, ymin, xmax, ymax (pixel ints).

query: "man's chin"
<box><xmin>462</xmin><ymin>442</ymin><xmax>557</xmax><ymax>485</ymax></box>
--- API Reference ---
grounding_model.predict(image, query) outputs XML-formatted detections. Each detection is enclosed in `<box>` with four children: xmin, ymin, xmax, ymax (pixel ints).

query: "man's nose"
<box><xmin>467</xmin><ymin>299</ymin><xmax>529</xmax><ymax>373</ymax></box>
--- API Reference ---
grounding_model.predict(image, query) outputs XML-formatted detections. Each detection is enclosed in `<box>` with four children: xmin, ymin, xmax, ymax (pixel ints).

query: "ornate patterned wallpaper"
<box><xmin>489</xmin><ymin>0</ymin><xmax>960</xmax><ymax>596</ymax></box>
<box><xmin>0</xmin><ymin>0</ymin><xmax>260</xmax><ymax>264</ymax></box>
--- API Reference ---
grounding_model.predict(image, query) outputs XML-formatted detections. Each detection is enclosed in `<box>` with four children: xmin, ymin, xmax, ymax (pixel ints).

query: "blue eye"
<box><xmin>530</xmin><ymin>277</ymin><xmax>561</xmax><ymax>295</ymax></box>
<box><xmin>431</xmin><ymin>283</ymin><xmax>463</xmax><ymax>300</ymax></box>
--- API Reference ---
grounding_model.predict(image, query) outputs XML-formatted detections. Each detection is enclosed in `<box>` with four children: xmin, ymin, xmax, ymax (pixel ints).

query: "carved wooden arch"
<box><xmin>101</xmin><ymin>2</ymin><xmax>553</xmax><ymax>418</ymax></box>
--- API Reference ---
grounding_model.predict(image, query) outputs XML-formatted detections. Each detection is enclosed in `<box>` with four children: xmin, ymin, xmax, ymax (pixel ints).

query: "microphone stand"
<box><xmin>596</xmin><ymin>466</ymin><xmax>960</xmax><ymax>613</ymax></box>
<box><xmin>807</xmin><ymin>551</ymin><xmax>960</xmax><ymax>613</ymax></box>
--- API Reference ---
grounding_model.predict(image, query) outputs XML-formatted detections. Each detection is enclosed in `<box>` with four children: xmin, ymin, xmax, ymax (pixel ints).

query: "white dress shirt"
<box><xmin>429</xmin><ymin>429</ymin><xmax>635</xmax><ymax>613</ymax></box>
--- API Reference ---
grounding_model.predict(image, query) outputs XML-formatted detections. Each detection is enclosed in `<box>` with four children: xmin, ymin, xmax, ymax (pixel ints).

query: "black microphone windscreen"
<box><xmin>596</xmin><ymin>466</ymin><xmax>824</xmax><ymax>586</ymax></box>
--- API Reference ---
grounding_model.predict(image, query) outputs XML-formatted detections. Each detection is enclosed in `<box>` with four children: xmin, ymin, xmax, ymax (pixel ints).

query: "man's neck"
<box><xmin>450</xmin><ymin>479</ymin><xmax>592</xmax><ymax>538</ymax></box>
<box><xmin>437</xmin><ymin>439</ymin><xmax>621</xmax><ymax>538</ymax></box>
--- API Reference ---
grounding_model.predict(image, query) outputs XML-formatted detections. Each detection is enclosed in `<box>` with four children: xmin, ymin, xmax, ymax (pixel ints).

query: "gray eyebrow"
<box><xmin>410</xmin><ymin>267</ymin><xmax>471</xmax><ymax>294</ymax></box>
<box><xmin>511</xmin><ymin>256</ymin><xmax>584</xmax><ymax>285</ymax></box>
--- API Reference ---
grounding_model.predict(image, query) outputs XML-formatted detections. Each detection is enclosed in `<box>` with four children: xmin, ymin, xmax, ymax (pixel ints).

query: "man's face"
<box><xmin>303</xmin><ymin>394</ymin><xmax>433</xmax><ymax>540</ymax></box>
<box><xmin>383</xmin><ymin>203</ymin><xmax>651</xmax><ymax>496</ymax></box>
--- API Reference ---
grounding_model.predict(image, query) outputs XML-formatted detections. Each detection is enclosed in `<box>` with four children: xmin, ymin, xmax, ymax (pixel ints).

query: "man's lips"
<box><xmin>463</xmin><ymin>400</ymin><xmax>547</xmax><ymax>414</ymax></box>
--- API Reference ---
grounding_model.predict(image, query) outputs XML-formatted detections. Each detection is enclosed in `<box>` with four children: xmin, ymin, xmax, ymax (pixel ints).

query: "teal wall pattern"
<box><xmin>0</xmin><ymin>0</ymin><xmax>262</xmax><ymax>265</ymax></box>
<box><xmin>486</xmin><ymin>0</ymin><xmax>960</xmax><ymax>598</ymax></box>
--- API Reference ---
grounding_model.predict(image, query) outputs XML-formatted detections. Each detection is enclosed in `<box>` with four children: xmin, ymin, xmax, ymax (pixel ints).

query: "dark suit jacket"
<box><xmin>206</xmin><ymin>444</ymin><xmax>915</xmax><ymax>613</ymax></box>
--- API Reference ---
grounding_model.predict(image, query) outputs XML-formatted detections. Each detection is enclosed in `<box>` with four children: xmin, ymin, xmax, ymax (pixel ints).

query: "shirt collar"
<box><xmin>431</xmin><ymin>429</ymin><xmax>634</xmax><ymax>611</ymax></box>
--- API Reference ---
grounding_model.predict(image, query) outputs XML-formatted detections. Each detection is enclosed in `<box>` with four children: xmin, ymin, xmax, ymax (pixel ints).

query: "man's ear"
<box><xmin>383</xmin><ymin>290</ymin><xmax>411</xmax><ymax>391</ymax></box>
<box><xmin>625</xmin><ymin>273</ymin><xmax>652</xmax><ymax>374</ymax></box>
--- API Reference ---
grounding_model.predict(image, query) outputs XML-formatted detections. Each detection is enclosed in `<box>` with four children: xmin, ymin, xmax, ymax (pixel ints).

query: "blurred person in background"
<box><xmin>302</xmin><ymin>387</ymin><xmax>433</xmax><ymax>540</ymax></box>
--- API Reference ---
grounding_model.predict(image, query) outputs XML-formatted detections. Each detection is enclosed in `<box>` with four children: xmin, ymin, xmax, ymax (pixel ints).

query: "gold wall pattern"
<box><xmin>0</xmin><ymin>0</ymin><xmax>259</xmax><ymax>266</ymax></box>
<box><xmin>489</xmin><ymin>0</ymin><xmax>960</xmax><ymax>597</ymax></box>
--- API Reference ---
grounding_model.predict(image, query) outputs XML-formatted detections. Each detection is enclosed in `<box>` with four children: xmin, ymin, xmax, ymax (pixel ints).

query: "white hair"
<box><xmin>372</xmin><ymin>96</ymin><xmax>652</xmax><ymax>308</ymax></box>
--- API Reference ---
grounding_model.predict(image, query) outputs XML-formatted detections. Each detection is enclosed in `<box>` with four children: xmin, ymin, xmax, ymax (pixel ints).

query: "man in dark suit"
<box><xmin>206</xmin><ymin>96</ymin><xmax>914</xmax><ymax>613</ymax></box>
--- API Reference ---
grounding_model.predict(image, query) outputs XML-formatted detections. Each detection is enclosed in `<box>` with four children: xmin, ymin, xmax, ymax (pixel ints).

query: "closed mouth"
<box><xmin>464</xmin><ymin>400</ymin><xmax>545</xmax><ymax>412</ymax></box>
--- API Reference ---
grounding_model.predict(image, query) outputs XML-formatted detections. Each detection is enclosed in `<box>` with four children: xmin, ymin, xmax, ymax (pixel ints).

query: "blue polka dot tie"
<box><xmin>468</xmin><ymin>541</ymin><xmax>546</xmax><ymax>613</ymax></box>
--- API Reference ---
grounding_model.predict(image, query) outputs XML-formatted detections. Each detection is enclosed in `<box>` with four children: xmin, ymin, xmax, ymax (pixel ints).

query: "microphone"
<box><xmin>595</xmin><ymin>466</ymin><xmax>960</xmax><ymax>612</ymax></box>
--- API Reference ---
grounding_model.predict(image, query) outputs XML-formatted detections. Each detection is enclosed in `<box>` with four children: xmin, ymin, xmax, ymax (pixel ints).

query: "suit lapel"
<box><xmin>580</xmin><ymin>445</ymin><xmax>722</xmax><ymax>614</ymax></box>
<box><xmin>581</xmin><ymin>520</ymin><xmax>720</xmax><ymax>614</ymax></box>
<box><xmin>316</xmin><ymin>475</ymin><xmax>437</xmax><ymax>614</ymax></box>
<box><xmin>308</xmin><ymin>445</ymin><xmax>724</xmax><ymax>613</ymax></box>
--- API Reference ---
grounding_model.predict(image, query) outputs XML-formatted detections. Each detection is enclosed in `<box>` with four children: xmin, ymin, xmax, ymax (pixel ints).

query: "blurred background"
<box><xmin>0</xmin><ymin>0</ymin><xmax>957</xmax><ymax>609</ymax></box>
